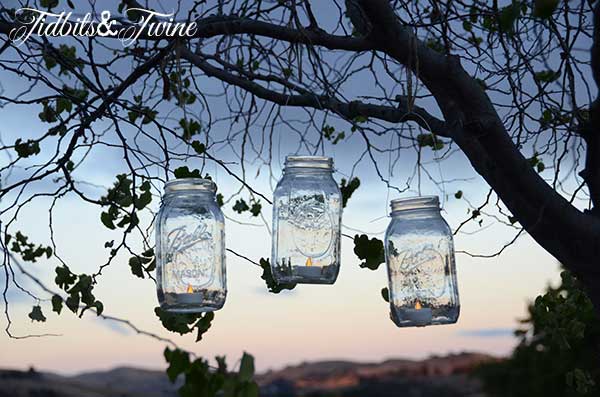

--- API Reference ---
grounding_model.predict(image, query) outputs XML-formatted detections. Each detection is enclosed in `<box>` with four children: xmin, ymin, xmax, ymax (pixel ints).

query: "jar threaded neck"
<box><xmin>390</xmin><ymin>196</ymin><xmax>440</xmax><ymax>214</ymax></box>
<box><xmin>284</xmin><ymin>155</ymin><xmax>333</xmax><ymax>171</ymax></box>
<box><xmin>164</xmin><ymin>178</ymin><xmax>217</xmax><ymax>193</ymax></box>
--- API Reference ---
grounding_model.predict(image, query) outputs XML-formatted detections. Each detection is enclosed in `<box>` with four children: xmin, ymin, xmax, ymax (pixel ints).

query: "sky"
<box><xmin>0</xmin><ymin>143</ymin><xmax>562</xmax><ymax>374</ymax></box>
<box><xmin>0</xmin><ymin>0</ymin><xmax>571</xmax><ymax>376</ymax></box>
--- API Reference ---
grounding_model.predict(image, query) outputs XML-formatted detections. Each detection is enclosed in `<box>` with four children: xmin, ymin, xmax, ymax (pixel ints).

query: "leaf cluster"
<box><xmin>164</xmin><ymin>348</ymin><xmax>259</xmax><ymax>397</ymax></box>
<box><xmin>155</xmin><ymin>307</ymin><xmax>214</xmax><ymax>342</ymax></box>
<box><xmin>232</xmin><ymin>199</ymin><xmax>262</xmax><ymax>217</ymax></box>
<box><xmin>5</xmin><ymin>231</ymin><xmax>52</xmax><ymax>262</ymax></box>
<box><xmin>353</xmin><ymin>234</ymin><xmax>385</xmax><ymax>270</ymax></box>
<box><xmin>52</xmin><ymin>266</ymin><xmax>104</xmax><ymax>317</ymax></box>
<box><xmin>478</xmin><ymin>271</ymin><xmax>600</xmax><ymax>396</ymax></box>
<box><xmin>340</xmin><ymin>177</ymin><xmax>360</xmax><ymax>208</ymax></box>
<box><xmin>128</xmin><ymin>248</ymin><xmax>155</xmax><ymax>279</ymax></box>
<box><xmin>259</xmin><ymin>258</ymin><xmax>296</xmax><ymax>294</ymax></box>
<box><xmin>99</xmin><ymin>174</ymin><xmax>152</xmax><ymax>231</ymax></box>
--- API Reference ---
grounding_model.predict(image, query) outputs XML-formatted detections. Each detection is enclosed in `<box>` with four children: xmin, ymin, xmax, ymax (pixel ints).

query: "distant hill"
<box><xmin>0</xmin><ymin>366</ymin><xmax>177</xmax><ymax>397</ymax></box>
<box><xmin>257</xmin><ymin>352</ymin><xmax>498</xmax><ymax>397</ymax></box>
<box><xmin>0</xmin><ymin>352</ymin><xmax>499</xmax><ymax>397</ymax></box>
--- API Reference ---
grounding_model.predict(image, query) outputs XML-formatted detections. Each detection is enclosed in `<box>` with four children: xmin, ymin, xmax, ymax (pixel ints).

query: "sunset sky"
<box><xmin>0</xmin><ymin>0</ymin><xmax>568</xmax><ymax>376</ymax></box>
<box><xmin>0</xmin><ymin>140</ymin><xmax>561</xmax><ymax>374</ymax></box>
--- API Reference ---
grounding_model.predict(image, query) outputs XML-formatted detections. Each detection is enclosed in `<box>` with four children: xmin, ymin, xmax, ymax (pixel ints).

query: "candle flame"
<box><xmin>415</xmin><ymin>300</ymin><xmax>422</xmax><ymax>310</ymax></box>
<box><xmin>305</xmin><ymin>257</ymin><xmax>313</xmax><ymax>267</ymax></box>
<box><xmin>186</xmin><ymin>284</ymin><xmax>194</xmax><ymax>293</ymax></box>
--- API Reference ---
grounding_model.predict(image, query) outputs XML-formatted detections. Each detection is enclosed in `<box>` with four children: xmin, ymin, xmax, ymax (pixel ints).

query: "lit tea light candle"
<box><xmin>293</xmin><ymin>257</ymin><xmax>322</xmax><ymax>278</ymax></box>
<box><xmin>177</xmin><ymin>284</ymin><xmax>203</xmax><ymax>304</ymax></box>
<box><xmin>403</xmin><ymin>301</ymin><xmax>432</xmax><ymax>326</ymax></box>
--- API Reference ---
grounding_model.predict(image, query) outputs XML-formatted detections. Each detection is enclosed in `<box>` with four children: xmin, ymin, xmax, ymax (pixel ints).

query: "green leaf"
<box><xmin>128</xmin><ymin>111</ymin><xmax>140</xmax><ymax>123</ymax></box>
<box><xmin>128</xmin><ymin>106</ymin><xmax>156</xmax><ymax>125</ymax></box>
<box><xmin>134</xmin><ymin>189</ymin><xmax>152</xmax><ymax>210</ymax></box>
<box><xmin>191</xmin><ymin>141</ymin><xmax>206</xmax><ymax>155</ymax></box>
<box><xmin>534</xmin><ymin>70</ymin><xmax>560</xmax><ymax>83</ymax></box>
<box><xmin>100</xmin><ymin>211</ymin><xmax>116</xmax><ymax>230</ymax></box>
<box><xmin>40</xmin><ymin>0</ymin><xmax>59</xmax><ymax>10</ymax></box>
<box><xmin>533</xmin><ymin>0</ymin><xmax>559</xmax><ymax>19</ymax></box>
<box><xmin>249</xmin><ymin>201</ymin><xmax>262</xmax><ymax>217</ymax></box>
<box><xmin>65</xmin><ymin>294</ymin><xmax>79</xmax><ymax>313</ymax></box>
<box><xmin>239</xmin><ymin>382</ymin><xmax>259</xmax><ymax>397</ymax></box>
<box><xmin>164</xmin><ymin>347</ymin><xmax>191</xmax><ymax>382</ymax></box>
<box><xmin>498</xmin><ymin>1</ymin><xmax>521</xmax><ymax>33</ymax></box>
<box><xmin>63</xmin><ymin>86</ymin><xmax>89</xmax><ymax>104</ymax></box>
<box><xmin>322</xmin><ymin>124</ymin><xmax>346</xmax><ymax>144</ymax></box>
<box><xmin>142</xmin><ymin>109</ymin><xmax>157</xmax><ymax>125</ymax></box>
<box><xmin>381</xmin><ymin>287</ymin><xmax>390</xmax><ymax>303</ymax></box>
<box><xmin>51</xmin><ymin>294</ymin><xmax>63</xmax><ymax>314</ymax></box>
<box><xmin>259</xmin><ymin>258</ymin><xmax>296</xmax><ymax>294</ymax></box>
<box><xmin>93</xmin><ymin>301</ymin><xmax>104</xmax><ymax>316</ymax></box>
<box><xmin>128</xmin><ymin>256</ymin><xmax>146</xmax><ymax>278</ymax></box>
<box><xmin>416</xmin><ymin>133</ymin><xmax>445</xmax><ymax>151</ymax></box>
<box><xmin>454</xmin><ymin>190</ymin><xmax>463</xmax><ymax>199</ymax></box>
<box><xmin>238</xmin><ymin>352</ymin><xmax>255</xmax><ymax>382</ymax></box>
<box><xmin>174</xmin><ymin>166</ymin><xmax>202</xmax><ymax>179</ymax></box>
<box><xmin>353</xmin><ymin>234</ymin><xmax>385</xmax><ymax>270</ymax></box>
<box><xmin>194</xmin><ymin>312</ymin><xmax>214</xmax><ymax>342</ymax></box>
<box><xmin>55</xmin><ymin>266</ymin><xmax>76</xmax><ymax>289</ymax></box>
<box><xmin>179</xmin><ymin>119</ymin><xmax>201</xmax><ymax>141</ymax></box>
<box><xmin>340</xmin><ymin>177</ymin><xmax>361</xmax><ymax>208</ymax></box>
<box><xmin>232</xmin><ymin>199</ymin><xmax>250</xmax><ymax>214</ymax></box>
<box><xmin>426</xmin><ymin>38</ymin><xmax>445</xmax><ymax>53</ymax></box>
<box><xmin>14</xmin><ymin>139</ymin><xmax>41</xmax><ymax>158</ymax></box>
<box><xmin>56</xmin><ymin>97</ymin><xmax>72</xmax><ymax>114</ymax></box>
<box><xmin>566</xmin><ymin>368</ymin><xmax>596</xmax><ymax>394</ymax></box>
<box><xmin>537</xmin><ymin>162</ymin><xmax>545</xmax><ymax>173</ymax></box>
<box><xmin>28</xmin><ymin>305</ymin><xmax>46</xmax><ymax>322</ymax></box>
<box><xmin>155</xmin><ymin>307</ymin><xmax>200</xmax><ymax>335</ymax></box>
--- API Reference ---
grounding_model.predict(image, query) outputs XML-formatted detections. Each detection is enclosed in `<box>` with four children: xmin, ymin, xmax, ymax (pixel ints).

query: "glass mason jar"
<box><xmin>271</xmin><ymin>156</ymin><xmax>342</xmax><ymax>284</ymax></box>
<box><xmin>384</xmin><ymin>196</ymin><xmax>459</xmax><ymax>327</ymax></box>
<box><xmin>156</xmin><ymin>178</ymin><xmax>226</xmax><ymax>313</ymax></box>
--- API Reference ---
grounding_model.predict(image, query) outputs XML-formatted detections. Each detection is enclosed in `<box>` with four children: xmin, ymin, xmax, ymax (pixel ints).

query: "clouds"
<box><xmin>458</xmin><ymin>328</ymin><xmax>514</xmax><ymax>338</ymax></box>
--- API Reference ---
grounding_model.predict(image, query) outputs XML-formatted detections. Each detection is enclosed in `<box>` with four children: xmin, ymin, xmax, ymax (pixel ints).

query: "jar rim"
<box><xmin>284</xmin><ymin>155</ymin><xmax>333</xmax><ymax>170</ymax></box>
<box><xmin>390</xmin><ymin>196</ymin><xmax>440</xmax><ymax>213</ymax></box>
<box><xmin>164</xmin><ymin>178</ymin><xmax>217</xmax><ymax>193</ymax></box>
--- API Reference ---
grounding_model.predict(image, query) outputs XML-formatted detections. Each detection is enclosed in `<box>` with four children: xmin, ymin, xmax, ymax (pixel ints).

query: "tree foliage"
<box><xmin>479</xmin><ymin>271</ymin><xmax>600</xmax><ymax>396</ymax></box>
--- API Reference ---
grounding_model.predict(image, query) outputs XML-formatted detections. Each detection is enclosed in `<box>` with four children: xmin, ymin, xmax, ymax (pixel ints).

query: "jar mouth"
<box><xmin>284</xmin><ymin>155</ymin><xmax>333</xmax><ymax>170</ymax></box>
<box><xmin>390</xmin><ymin>196</ymin><xmax>440</xmax><ymax>213</ymax></box>
<box><xmin>164</xmin><ymin>178</ymin><xmax>217</xmax><ymax>193</ymax></box>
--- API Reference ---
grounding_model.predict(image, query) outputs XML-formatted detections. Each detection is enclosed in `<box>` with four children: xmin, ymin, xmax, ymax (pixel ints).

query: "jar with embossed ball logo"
<box><xmin>271</xmin><ymin>156</ymin><xmax>342</xmax><ymax>284</ymax></box>
<box><xmin>384</xmin><ymin>196</ymin><xmax>459</xmax><ymax>327</ymax></box>
<box><xmin>156</xmin><ymin>178</ymin><xmax>226</xmax><ymax>312</ymax></box>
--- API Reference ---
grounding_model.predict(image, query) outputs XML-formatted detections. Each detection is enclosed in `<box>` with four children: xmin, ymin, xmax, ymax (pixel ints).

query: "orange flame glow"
<box><xmin>305</xmin><ymin>257</ymin><xmax>313</xmax><ymax>267</ymax></box>
<box><xmin>415</xmin><ymin>300</ymin><xmax>422</xmax><ymax>310</ymax></box>
<box><xmin>186</xmin><ymin>284</ymin><xmax>194</xmax><ymax>293</ymax></box>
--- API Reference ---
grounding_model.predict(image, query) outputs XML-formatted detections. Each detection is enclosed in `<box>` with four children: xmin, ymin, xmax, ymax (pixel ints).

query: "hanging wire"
<box><xmin>400</xmin><ymin>28</ymin><xmax>447</xmax><ymax>208</ymax></box>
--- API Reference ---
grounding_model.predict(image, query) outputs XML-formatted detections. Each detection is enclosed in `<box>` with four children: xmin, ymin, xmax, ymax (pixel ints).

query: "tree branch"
<box><xmin>180</xmin><ymin>47</ymin><xmax>449</xmax><ymax>137</ymax></box>
<box><xmin>581</xmin><ymin>2</ymin><xmax>600</xmax><ymax>214</ymax></box>
<box><xmin>357</xmin><ymin>0</ymin><xmax>600</xmax><ymax>277</ymax></box>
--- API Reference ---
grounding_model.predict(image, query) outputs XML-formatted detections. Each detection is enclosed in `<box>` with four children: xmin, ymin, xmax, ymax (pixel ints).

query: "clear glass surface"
<box><xmin>156</xmin><ymin>179</ymin><xmax>226</xmax><ymax>312</ymax></box>
<box><xmin>271</xmin><ymin>156</ymin><xmax>342</xmax><ymax>284</ymax></box>
<box><xmin>384</xmin><ymin>196</ymin><xmax>460</xmax><ymax>327</ymax></box>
